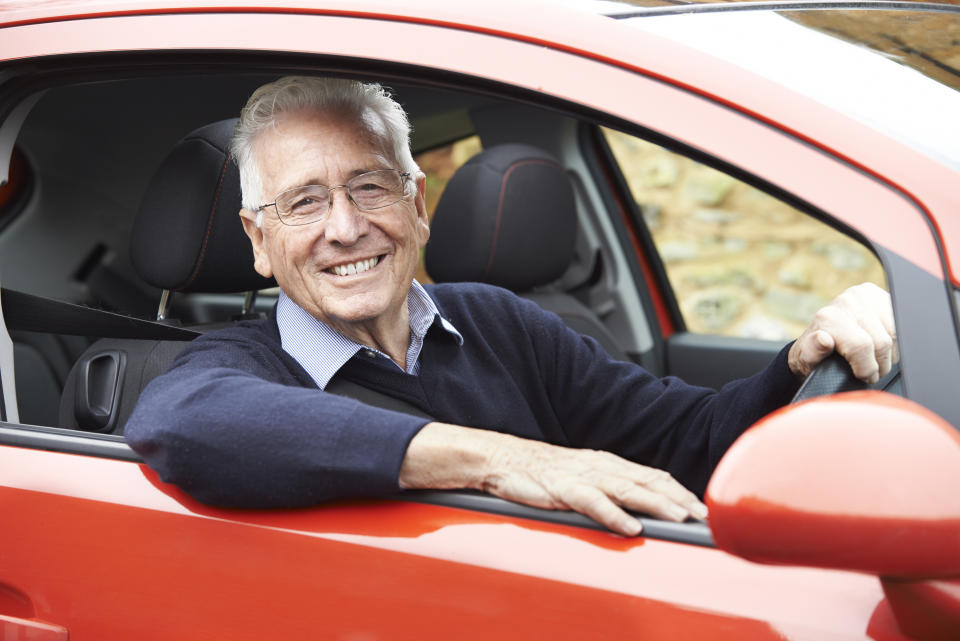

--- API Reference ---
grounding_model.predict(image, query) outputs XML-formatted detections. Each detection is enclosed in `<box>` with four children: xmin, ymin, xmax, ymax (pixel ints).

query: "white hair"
<box><xmin>231</xmin><ymin>76</ymin><xmax>419</xmax><ymax>210</ymax></box>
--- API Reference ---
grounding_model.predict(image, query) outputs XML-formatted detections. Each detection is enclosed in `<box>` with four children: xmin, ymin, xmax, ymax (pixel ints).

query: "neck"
<box><xmin>329</xmin><ymin>304</ymin><xmax>412</xmax><ymax>370</ymax></box>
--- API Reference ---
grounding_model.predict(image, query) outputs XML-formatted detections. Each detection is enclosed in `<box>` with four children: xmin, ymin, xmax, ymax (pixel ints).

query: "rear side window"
<box><xmin>414</xmin><ymin>135</ymin><xmax>482</xmax><ymax>284</ymax></box>
<box><xmin>604</xmin><ymin>129</ymin><xmax>886</xmax><ymax>340</ymax></box>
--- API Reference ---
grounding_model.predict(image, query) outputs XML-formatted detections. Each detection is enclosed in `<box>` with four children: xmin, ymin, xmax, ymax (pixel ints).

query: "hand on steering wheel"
<box><xmin>791</xmin><ymin>353</ymin><xmax>901</xmax><ymax>403</ymax></box>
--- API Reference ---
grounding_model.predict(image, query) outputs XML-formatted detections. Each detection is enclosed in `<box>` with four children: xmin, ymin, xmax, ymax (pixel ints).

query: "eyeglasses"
<box><xmin>258</xmin><ymin>169</ymin><xmax>412</xmax><ymax>226</ymax></box>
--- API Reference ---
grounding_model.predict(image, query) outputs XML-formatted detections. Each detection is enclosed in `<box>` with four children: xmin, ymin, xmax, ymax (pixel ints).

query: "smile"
<box><xmin>327</xmin><ymin>255</ymin><xmax>381</xmax><ymax>277</ymax></box>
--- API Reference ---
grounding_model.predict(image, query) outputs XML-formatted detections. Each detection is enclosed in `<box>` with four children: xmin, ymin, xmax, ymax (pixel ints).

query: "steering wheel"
<box><xmin>790</xmin><ymin>353</ymin><xmax>902</xmax><ymax>403</ymax></box>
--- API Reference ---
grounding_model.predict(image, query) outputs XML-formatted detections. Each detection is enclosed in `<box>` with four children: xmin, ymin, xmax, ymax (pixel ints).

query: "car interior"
<box><xmin>2</xmin><ymin>61</ymin><xmax>896</xmax><ymax>426</ymax></box>
<box><xmin>1</xmin><ymin>69</ymin><xmax>671</xmax><ymax>433</ymax></box>
<box><xmin>0</xmin><ymin>60</ymin><xmax>897</xmax><ymax>543</ymax></box>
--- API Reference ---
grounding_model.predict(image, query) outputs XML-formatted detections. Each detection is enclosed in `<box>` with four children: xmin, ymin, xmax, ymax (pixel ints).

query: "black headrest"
<box><xmin>131</xmin><ymin>119</ymin><xmax>275</xmax><ymax>293</ymax></box>
<box><xmin>425</xmin><ymin>144</ymin><xmax>577</xmax><ymax>292</ymax></box>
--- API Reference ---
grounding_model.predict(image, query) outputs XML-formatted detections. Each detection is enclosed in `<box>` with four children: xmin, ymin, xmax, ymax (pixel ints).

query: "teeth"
<box><xmin>331</xmin><ymin>256</ymin><xmax>379</xmax><ymax>276</ymax></box>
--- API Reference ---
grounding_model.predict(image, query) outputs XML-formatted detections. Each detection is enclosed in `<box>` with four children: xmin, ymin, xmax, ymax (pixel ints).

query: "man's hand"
<box><xmin>788</xmin><ymin>283</ymin><xmax>896</xmax><ymax>383</ymax></box>
<box><xmin>481</xmin><ymin>436</ymin><xmax>708</xmax><ymax>536</ymax></box>
<box><xmin>399</xmin><ymin>423</ymin><xmax>707</xmax><ymax>536</ymax></box>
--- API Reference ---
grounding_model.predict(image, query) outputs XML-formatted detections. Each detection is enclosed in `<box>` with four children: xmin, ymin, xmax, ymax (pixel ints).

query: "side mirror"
<box><xmin>706</xmin><ymin>391</ymin><xmax>960</xmax><ymax>640</ymax></box>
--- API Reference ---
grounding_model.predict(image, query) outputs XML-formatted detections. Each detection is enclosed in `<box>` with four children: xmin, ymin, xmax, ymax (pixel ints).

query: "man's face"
<box><xmin>241</xmin><ymin>109</ymin><xmax>429</xmax><ymax>332</ymax></box>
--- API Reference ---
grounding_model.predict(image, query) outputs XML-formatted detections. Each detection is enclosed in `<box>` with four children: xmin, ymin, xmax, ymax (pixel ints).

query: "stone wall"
<box><xmin>605</xmin><ymin>131</ymin><xmax>886</xmax><ymax>339</ymax></box>
<box><xmin>414</xmin><ymin>130</ymin><xmax>887</xmax><ymax>342</ymax></box>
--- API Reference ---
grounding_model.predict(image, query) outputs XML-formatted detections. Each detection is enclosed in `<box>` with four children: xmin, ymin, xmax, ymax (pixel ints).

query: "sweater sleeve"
<box><xmin>522</xmin><ymin>299</ymin><xmax>800</xmax><ymax>497</ymax></box>
<box><xmin>124</xmin><ymin>330</ymin><xmax>430</xmax><ymax>508</ymax></box>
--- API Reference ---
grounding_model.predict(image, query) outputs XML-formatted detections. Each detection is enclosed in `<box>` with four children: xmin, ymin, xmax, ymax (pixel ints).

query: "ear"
<box><xmin>239</xmin><ymin>208</ymin><xmax>274</xmax><ymax>279</ymax></box>
<box><xmin>413</xmin><ymin>173</ymin><xmax>430</xmax><ymax>248</ymax></box>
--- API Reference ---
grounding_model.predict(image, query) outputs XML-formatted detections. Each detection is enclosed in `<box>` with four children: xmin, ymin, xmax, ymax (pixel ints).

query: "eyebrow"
<box><xmin>279</xmin><ymin>165</ymin><xmax>392</xmax><ymax>193</ymax></box>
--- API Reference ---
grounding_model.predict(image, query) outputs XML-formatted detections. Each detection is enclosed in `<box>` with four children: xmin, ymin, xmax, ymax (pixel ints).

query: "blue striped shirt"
<box><xmin>276</xmin><ymin>281</ymin><xmax>463</xmax><ymax>389</ymax></box>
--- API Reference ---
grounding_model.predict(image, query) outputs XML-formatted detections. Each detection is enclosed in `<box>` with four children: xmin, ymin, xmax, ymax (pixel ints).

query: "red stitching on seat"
<box><xmin>177</xmin><ymin>154</ymin><xmax>229</xmax><ymax>291</ymax></box>
<box><xmin>483</xmin><ymin>158</ymin><xmax>559</xmax><ymax>281</ymax></box>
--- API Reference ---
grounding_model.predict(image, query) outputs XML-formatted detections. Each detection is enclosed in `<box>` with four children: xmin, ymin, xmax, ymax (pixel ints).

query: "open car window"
<box><xmin>414</xmin><ymin>134</ymin><xmax>483</xmax><ymax>284</ymax></box>
<box><xmin>603</xmin><ymin>128</ymin><xmax>888</xmax><ymax>340</ymax></box>
<box><xmin>0</xmin><ymin>61</ymin><xmax>902</xmax><ymax>434</ymax></box>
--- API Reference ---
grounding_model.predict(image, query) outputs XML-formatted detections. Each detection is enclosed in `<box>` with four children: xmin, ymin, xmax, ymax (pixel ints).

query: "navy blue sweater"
<box><xmin>125</xmin><ymin>283</ymin><xmax>799</xmax><ymax>505</ymax></box>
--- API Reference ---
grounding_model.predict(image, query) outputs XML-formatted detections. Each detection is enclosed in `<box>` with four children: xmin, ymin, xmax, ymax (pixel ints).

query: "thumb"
<box><xmin>808</xmin><ymin>329</ymin><xmax>835</xmax><ymax>358</ymax></box>
<box><xmin>790</xmin><ymin>329</ymin><xmax>836</xmax><ymax>379</ymax></box>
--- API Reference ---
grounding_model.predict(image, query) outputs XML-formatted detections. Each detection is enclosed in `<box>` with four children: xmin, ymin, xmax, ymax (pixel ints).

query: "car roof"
<box><xmin>619</xmin><ymin>8</ymin><xmax>960</xmax><ymax>173</ymax></box>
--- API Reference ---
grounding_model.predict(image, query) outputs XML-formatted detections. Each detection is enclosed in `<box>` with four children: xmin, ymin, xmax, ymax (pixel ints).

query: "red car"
<box><xmin>0</xmin><ymin>1</ymin><xmax>958</xmax><ymax>639</ymax></box>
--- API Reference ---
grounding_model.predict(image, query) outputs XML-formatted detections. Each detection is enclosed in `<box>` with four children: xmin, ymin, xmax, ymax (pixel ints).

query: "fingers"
<box><xmin>624</xmin><ymin>466</ymin><xmax>707</xmax><ymax>519</ymax></box>
<box><xmin>855</xmin><ymin>310</ymin><xmax>895</xmax><ymax>379</ymax></box>
<box><xmin>408</xmin><ymin>426</ymin><xmax>706</xmax><ymax>537</ymax></box>
<box><xmin>557</xmin><ymin>476</ymin><xmax>700</xmax><ymax>538</ymax></box>
<box><xmin>789</xmin><ymin>326</ymin><xmax>834</xmax><ymax>380</ymax></box>
<box><xmin>563</xmin><ymin>485</ymin><xmax>643</xmax><ymax>537</ymax></box>
<box><xmin>789</xmin><ymin>283</ymin><xmax>896</xmax><ymax>383</ymax></box>
<box><xmin>862</xmin><ymin>282</ymin><xmax>898</xmax><ymax>374</ymax></box>
<box><xmin>485</xmin><ymin>440</ymin><xmax>708</xmax><ymax>537</ymax></box>
<box><xmin>831</xmin><ymin>312</ymin><xmax>881</xmax><ymax>383</ymax></box>
<box><xmin>562</xmin><ymin>466</ymin><xmax>707</xmax><ymax>536</ymax></box>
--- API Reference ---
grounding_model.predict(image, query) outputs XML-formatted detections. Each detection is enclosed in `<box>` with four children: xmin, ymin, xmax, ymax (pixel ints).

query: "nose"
<box><xmin>323</xmin><ymin>186</ymin><xmax>367</xmax><ymax>245</ymax></box>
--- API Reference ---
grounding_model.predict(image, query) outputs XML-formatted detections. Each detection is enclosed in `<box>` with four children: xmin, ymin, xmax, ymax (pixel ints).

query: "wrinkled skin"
<box><xmin>788</xmin><ymin>283</ymin><xmax>896</xmax><ymax>384</ymax></box>
<box><xmin>240</xmin><ymin>109</ymin><xmax>429</xmax><ymax>367</ymax></box>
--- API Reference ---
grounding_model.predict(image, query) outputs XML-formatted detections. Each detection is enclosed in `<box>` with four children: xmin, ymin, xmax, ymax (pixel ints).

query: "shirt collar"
<box><xmin>276</xmin><ymin>280</ymin><xmax>462</xmax><ymax>389</ymax></box>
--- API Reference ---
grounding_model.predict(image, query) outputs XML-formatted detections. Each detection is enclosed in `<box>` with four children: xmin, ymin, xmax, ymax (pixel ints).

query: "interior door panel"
<box><xmin>665</xmin><ymin>333</ymin><xmax>786</xmax><ymax>390</ymax></box>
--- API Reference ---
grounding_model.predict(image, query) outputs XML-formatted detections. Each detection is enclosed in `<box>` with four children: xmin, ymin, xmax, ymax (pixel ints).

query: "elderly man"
<box><xmin>125</xmin><ymin>76</ymin><xmax>895</xmax><ymax>536</ymax></box>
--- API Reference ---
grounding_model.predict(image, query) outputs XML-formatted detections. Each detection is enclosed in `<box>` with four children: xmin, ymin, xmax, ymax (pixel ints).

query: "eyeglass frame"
<box><xmin>256</xmin><ymin>169</ymin><xmax>414</xmax><ymax>226</ymax></box>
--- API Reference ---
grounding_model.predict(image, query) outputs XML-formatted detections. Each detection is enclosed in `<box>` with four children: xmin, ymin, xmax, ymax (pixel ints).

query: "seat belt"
<box><xmin>326</xmin><ymin>376</ymin><xmax>433</xmax><ymax>420</ymax></box>
<box><xmin>0</xmin><ymin>288</ymin><xmax>432</xmax><ymax>425</ymax></box>
<box><xmin>0</xmin><ymin>286</ymin><xmax>18</xmax><ymax>422</ymax></box>
<box><xmin>1</xmin><ymin>288</ymin><xmax>201</xmax><ymax>340</ymax></box>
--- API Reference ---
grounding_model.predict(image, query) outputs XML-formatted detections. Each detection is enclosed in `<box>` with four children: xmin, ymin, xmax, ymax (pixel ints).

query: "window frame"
<box><xmin>0</xmin><ymin>34</ymin><xmax>956</xmax><ymax>549</ymax></box>
<box><xmin>0</xmin><ymin>46</ymin><xmax>954</xmax><ymax>425</ymax></box>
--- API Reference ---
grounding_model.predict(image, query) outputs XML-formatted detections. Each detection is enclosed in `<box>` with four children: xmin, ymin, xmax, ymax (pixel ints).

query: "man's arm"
<box><xmin>399</xmin><ymin>283</ymin><xmax>896</xmax><ymax>537</ymax></box>
<box><xmin>399</xmin><ymin>422</ymin><xmax>706</xmax><ymax>536</ymax></box>
<box><xmin>128</xmin><ymin>284</ymin><xmax>894</xmax><ymax>535</ymax></box>
<box><xmin>125</xmin><ymin>331</ymin><xmax>430</xmax><ymax>507</ymax></box>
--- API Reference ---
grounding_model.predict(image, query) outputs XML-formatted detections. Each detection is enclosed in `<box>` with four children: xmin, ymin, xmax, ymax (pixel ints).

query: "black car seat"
<box><xmin>12</xmin><ymin>331</ymin><xmax>89</xmax><ymax>426</ymax></box>
<box><xmin>58</xmin><ymin>119</ymin><xmax>272</xmax><ymax>433</ymax></box>
<box><xmin>425</xmin><ymin>143</ymin><xmax>628</xmax><ymax>361</ymax></box>
<box><xmin>129</xmin><ymin>119</ymin><xmax>275</xmax><ymax>317</ymax></box>
<box><xmin>57</xmin><ymin>117</ymin><xmax>425</xmax><ymax>434</ymax></box>
<box><xmin>58</xmin><ymin>127</ymin><xmax>626</xmax><ymax>434</ymax></box>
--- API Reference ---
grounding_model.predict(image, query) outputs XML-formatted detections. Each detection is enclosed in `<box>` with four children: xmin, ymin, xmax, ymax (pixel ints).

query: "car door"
<box><xmin>0</xmin><ymin>3</ymin><xmax>957</xmax><ymax>640</ymax></box>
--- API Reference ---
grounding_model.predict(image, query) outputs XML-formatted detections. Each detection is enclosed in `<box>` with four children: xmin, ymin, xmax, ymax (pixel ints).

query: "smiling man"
<box><xmin>240</xmin><ymin>106</ymin><xmax>430</xmax><ymax>370</ymax></box>
<box><xmin>125</xmin><ymin>76</ymin><xmax>896</xmax><ymax>536</ymax></box>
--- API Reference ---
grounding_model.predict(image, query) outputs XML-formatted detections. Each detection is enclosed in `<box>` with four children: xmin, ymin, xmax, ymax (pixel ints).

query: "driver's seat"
<box><xmin>58</xmin><ymin>118</ymin><xmax>269</xmax><ymax>433</ymax></box>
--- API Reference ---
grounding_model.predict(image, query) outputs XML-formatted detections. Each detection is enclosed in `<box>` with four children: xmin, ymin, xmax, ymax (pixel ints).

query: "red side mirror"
<box><xmin>706</xmin><ymin>391</ymin><xmax>960</xmax><ymax>578</ymax></box>
<box><xmin>706</xmin><ymin>391</ymin><xmax>960</xmax><ymax>641</ymax></box>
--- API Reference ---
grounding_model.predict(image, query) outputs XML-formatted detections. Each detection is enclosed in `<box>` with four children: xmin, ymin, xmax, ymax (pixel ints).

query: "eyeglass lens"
<box><xmin>275</xmin><ymin>170</ymin><xmax>406</xmax><ymax>225</ymax></box>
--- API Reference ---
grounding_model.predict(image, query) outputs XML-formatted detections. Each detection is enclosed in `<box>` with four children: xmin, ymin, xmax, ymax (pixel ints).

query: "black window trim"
<box><xmin>0</xmin><ymin>421</ymin><xmax>715</xmax><ymax>547</ymax></box>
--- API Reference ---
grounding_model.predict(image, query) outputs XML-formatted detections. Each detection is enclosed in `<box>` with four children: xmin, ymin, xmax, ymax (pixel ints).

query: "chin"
<box><xmin>321</xmin><ymin>292</ymin><xmax>395</xmax><ymax>326</ymax></box>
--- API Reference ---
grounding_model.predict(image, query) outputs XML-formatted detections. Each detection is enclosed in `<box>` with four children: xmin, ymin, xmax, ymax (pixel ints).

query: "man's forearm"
<box><xmin>125</xmin><ymin>356</ymin><xmax>427</xmax><ymax>507</ymax></box>
<box><xmin>398</xmin><ymin>422</ymin><xmax>499</xmax><ymax>491</ymax></box>
<box><xmin>398</xmin><ymin>422</ymin><xmax>707</xmax><ymax>536</ymax></box>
